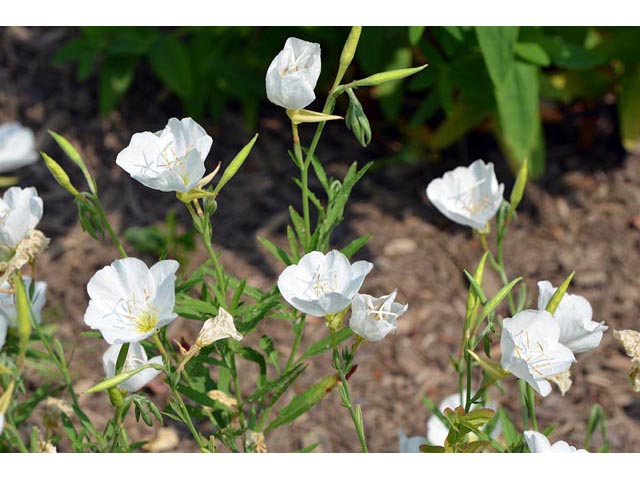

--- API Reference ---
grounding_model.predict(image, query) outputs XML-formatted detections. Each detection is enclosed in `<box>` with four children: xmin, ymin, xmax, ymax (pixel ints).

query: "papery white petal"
<box><xmin>349</xmin><ymin>290</ymin><xmax>407</xmax><ymax>342</ymax></box>
<box><xmin>266</xmin><ymin>37</ymin><xmax>321</xmax><ymax>110</ymax></box>
<box><xmin>0</xmin><ymin>122</ymin><xmax>38</xmax><ymax>172</ymax></box>
<box><xmin>524</xmin><ymin>430</ymin><xmax>586</xmax><ymax>453</ymax></box>
<box><xmin>426</xmin><ymin>159</ymin><xmax>504</xmax><ymax>230</ymax></box>
<box><xmin>103</xmin><ymin>343</ymin><xmax>162</xmax><ymax>393</ymax></box>
<box><xmin>196</xmin><ymin>307</ymin><xmax>243</xmax><ymax>347</ymax></box>
<box><xmin>537</xmin><ymin>281</ymin><xmax>607</xmax><ymax>353</ymax></box>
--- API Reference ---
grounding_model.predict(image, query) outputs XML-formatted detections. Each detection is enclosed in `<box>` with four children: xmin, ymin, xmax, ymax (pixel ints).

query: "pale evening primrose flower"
<box><xmin>277</xmin><ymin>250</ymin><xmax>373</xmax><ymax>317</ymax></box>
<box><xmin>0</xmin><ymin>187</ymin><xmax>43</xmax><ymax>248</ymax></box>
<box><xmin>524</xmin><ymin>431</ymin><xmax>587</xmax><ymax>453</ymax></box>
<box><xmin>102</xmin><ymin>342</ymin><xmax>162</xmax><ymax>393</ymax></box>
<box><xmin>116</xmin><ymin>117</ymin><xmax>213</xmax><ymax>193</ymax></box>
<box><xmin>537</xmin><ymin>281</ymin><xmax>607</xmax><ymax>353</ymax></box>
<box><xmin>349</xmin><ymin>290</ymin><xmax>407</xmax><ymax>341</ymax></box>
<box><xmin>266</xmin><ymin>37</ymin><xmax>321</xmax><ymax>110</ymax></box>
<box><xmin>0</xmin><ymin>122</ymin><xmax>38</xmax><ymax>172</ymax></box>
<box><xmin>426</xmin><ymin>159</ymin><xmax>504</xmax><ymax>230</ymax></box>
<box><xmin>84</xmin><ymin>258</ymin><xmax>179</xmax><ymax>344</ymax></box>
<box><xmin>500</xmin><ymin>310</ymin><xmax>576</xmax><ymax>396</ymax></box>
<box><xmin>0</xmin><ymin>276</ymin><xmax>47</xmax><ymax>327</ymax></box>
<box><xmin>0</xmin><ymin>315</ymin><xmax>7</xmax><ymax>352</ymax></box>
<box><xmin>426</xmin><ymin>392</ymin><xmax>501</xmax><ymax>446</ymax></box>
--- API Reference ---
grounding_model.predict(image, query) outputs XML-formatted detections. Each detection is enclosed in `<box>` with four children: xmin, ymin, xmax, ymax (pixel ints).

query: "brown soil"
<box><xmin>2</xmin><ymin>26</ymin><xmax>640</xmax><ymax>452</ymax></box>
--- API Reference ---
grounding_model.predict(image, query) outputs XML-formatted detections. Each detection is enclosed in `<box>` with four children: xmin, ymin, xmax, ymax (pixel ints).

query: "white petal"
<box><xmin>0</xmin><ymin>122</ymin><xmax>38</xmax><ymax>172</ymax></box>
<box><xmin>0</xmin><ymin>315</ymin><xmax>7</xmax><ymax>351</ymax></box>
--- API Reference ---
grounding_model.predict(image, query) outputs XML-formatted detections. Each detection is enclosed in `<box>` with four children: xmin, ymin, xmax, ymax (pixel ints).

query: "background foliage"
<box><xmin>56</xmin><ymin>26</ymin><xmax>640</xmax><ymax>177</ymax></box>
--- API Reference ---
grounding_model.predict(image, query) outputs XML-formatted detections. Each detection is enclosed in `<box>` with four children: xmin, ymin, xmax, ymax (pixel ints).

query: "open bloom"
<box><xmin>524</xmin><ymin>431</ymin><xmax>587</xmax><ymax>453</ymax></box>
<box><xmin>116</xmin><ymin>117</ymin><xmax>213</xmax><ymax>193</ymax></box>
<box><xmin>0</xmin><ymin>122</ymin><xmax>38</xmax><ymax>172</ymax></box>
<box><xmin>349</xmin><ymin>290</ymin><xmax>407</xmax><ymax>341</ymax></box>
<box><xmin>501</xmin><ymin>310</ymin><xmax>576</xmax><ymax>396</ymax></box>
<box><xmin>102</xmin><ymin>342</ymin><xmax>162</xmax><ymax>392</ymax></box>
<box><xmin>277</xmin><ymin>250</ymin><xmax>373</xmax><ymax>317</ymax></box>
<box><xmin>537</xmin><ymin>281</ymin><xmax>607</xmax><ymax>353</ymax></box>
<box><xmin>266</xmin><ymin>37</ymin><xmax>321</xmax><ymax>110</ymax></box>
<box><xmin>0</xmin><ymin>277</ymin><xmax>46</xmax><ymax>327</ymax></box>
<box><xmin>0</xmin><ymin>187</ymin><xmax>43</xmax><ymax>248</ymax></box>
<box><xmin>84</xmin><ymin>258</ymin><xmax>179</xmax><ymax>344</ymax></box>
<box><xmin>426</xmin><ymin>159</ymin><xmax>504</xmax><ymax>230</ymax></box>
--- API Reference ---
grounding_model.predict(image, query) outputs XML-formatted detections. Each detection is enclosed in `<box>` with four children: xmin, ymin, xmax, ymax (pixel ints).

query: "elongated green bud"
<box><xmin>352</xmin><ymin>64</ymin><xmax>428</xmax><ymax>88</ymax></box>
<box><xmin>335</xmin><ymin>26</ymin><xmax>362</xmax><ymax>86</ymax></box>
<box><xmin>508</xmin><ymin>159</ymin><xmax>528</xmax><ymax>220</ymax></box>
<box><xmin>14</xmin><ymin>274</ymin><xmax>31</xmax><ymax>358</ymax></box>
<box><xmin>84</xmin><ymin>363</ymin><xmax>162</xmax><ymax>394</ymax></box>
<box><xmin>41</xmin><ymin>152</ymin><xmax>81</xmax><ymax>197</ymax></box>
<box><xmin>345</xmin><ymin>89</ymin><xmax>372</xmax><ymax>147</ymax></box>
<box><xmin>213</xmin><ymin>134</ymin><xmax>259</xmax><ymax>196</ymax></box>
<box><xmin>286</xmin><ymin>109</ymin><xmax>343</xmax><ymax>126</ymax></box>
<box><xmin>544</xmin><ymin>271</ymin><xmax>575</xmax><ymax>314</ymax></box>
<box><xmin>48</xmin><ymin>130</ymin><xmax>97</xmax><ymax>194</ymax></box>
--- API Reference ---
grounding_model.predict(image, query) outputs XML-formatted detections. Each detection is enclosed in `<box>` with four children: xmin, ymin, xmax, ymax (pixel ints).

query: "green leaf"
<box><xmin>544</xmin><ymin>271</ymin><xmax>575</xmax><ymax>314</ymax></box>
<box><xmin>340</xmin><ymin>233</ymin><xmax>372</xmax><ymax>259</ymax></box>
<box><xmin>148</xmin><ymin>35</ymin><xmax>193</xmax><ymax>98</ymax></box>
<box><xmin>266</xmin><ymin>374</ymin><xmax>338</xmax><ymax>432</ymax></box>
<box><xmin>477</xmin><ymin>277</ymin><xmax>522</xmax><ymax>324</ymax></box>
<box><xmin>99</xmin><ymin>55</ymin><xmax>135</xmax><ymax>116</ymax></box>
<box><xmin>408</xmin><ymin>26</ymin><xmax>426</xmax><ymax>46</ymax></box>
<box><xmin>257</xmin><ymin>237</ymin><xmax>291</xmax><ymax>266</ymax></box>
<box><xmin>515</xmin><ymin>42</ymin><xmax>551</xmax><ymax>66</ymax></box>
<box><xmin>619</xmin><ymin>65</ymin><xmax>640</xmax><ymax>154</ymax></box>
<box><xmin>476</xmin><ymin>26</ymin><xmax>519</xmax><ymax>87</ymax></box>
<box><xmin>301</xmin><ymin>328</ymin><xmax>352</xmax><ymax>360</ymax></box>
<box><xmin>495</xmin><ymin>61</ymin><xmax>540</xmax><ymax>168</ymax></box>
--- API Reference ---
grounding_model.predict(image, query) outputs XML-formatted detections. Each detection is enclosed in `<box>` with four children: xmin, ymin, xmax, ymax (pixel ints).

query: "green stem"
<box><xmin>526</xmin><ymin>384</ymin><xmax>538</xmax><ymax>431</ymax></box>
<box><xmin>291</xmin><ymin>122</ymin><xmax>311</xmax><ymax>249</ymax></box>
<box><xmin>93</xmin><ymin>196</ymin><xmax>128</xmax><ymax>258</ymax></box>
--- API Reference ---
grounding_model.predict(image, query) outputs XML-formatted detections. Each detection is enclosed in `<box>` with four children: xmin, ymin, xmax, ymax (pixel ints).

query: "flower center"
<box><xmin>448</xmin><ymin>179</ymin><xmax>490</xmax><ymax>215</ymax></box>
<box><xmin>513</xmin><ymin>329</ymin><xmax>553</xmax><ymax>377</ymax></box>
<box><xmin>134</xmin><ymin>310</ymin><xmax>159</xmax><ymax>334</ymax></box>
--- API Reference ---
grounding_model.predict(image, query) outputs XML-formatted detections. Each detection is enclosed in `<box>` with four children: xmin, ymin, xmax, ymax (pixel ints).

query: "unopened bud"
<box><xmin>41</xmin><ymin>152</ymin><xmax>81</xmax><ymax>197</ymax></box>
<box><xmin>345</xmin><ymin>89</ymin><xmax>372</xmax><ymax>147</ymax></box>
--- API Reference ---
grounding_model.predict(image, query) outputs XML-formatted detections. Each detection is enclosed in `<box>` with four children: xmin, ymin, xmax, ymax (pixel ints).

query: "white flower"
<box><xmin>0</xmin><ymin>276</ymin><xmax>46</xmax><ymax>327</ymax></box>
<box><xmin>426</xmin><ymin>159</ymin><xmax>504</xmax><ymax>230</ymax></box>
<box><xmin>277</xmin><ymin>250</ymin><xmax>373</xmax><ymax>317</ymax></box>
<box><xmin>537</xmin><ymin>281</ymin><xmax>607</xmax><ymax>354</ymax></box>
<box><xmin>116</xmin><ymin>117</ymin><xmax>213</xmax><ymax>193</ymax></box>
<box><xmin>0</xmin><ymin>122</ymin><xmax>38</xmax><ymax>172</ymax></box>
<box><xmin>0</xmin><ymin>412</ymin><xmax>4</xmax><ymax>435</ymax></box>
<box><xmin>349</xmin><ymin>290</ymin><xmax>407</xmax><ymax>341</ymax></box>
<box><xmin>426</xmin><ymin>392</ymin><xmax>501</xmax><ymax>446</ymax></box>
<box><xmin>0</xmin><ymin>315</ymin><xmax>7</xmax><ymax>352</ymax></box>
<box><xmin>266</xmin><ymin>37</ymin><xmax>321</xmax><ymax>110</ymax></box>
<box><xmin>196</xmin><ymin>307</ymin><xmax>243</xmax><ymax>348</ymax></box>
<box><xmin>84</xmin><ymin>258</ymin><xmax>179</xmax><ymax>344</ymax></box>
<box><xmin>524</xmin><ymin>431</ymin><xmax>587</xmax><ymax>453</ymax></box>
<box><xmin>398</xmin><ymin>431</ymin><xmax>425</xmax><ymax>453</ymax></box>
<box><xmin>0</xmin><ymin>187</ymin><xmax>43</xmax><ymax>248</ymax></box>
<box><xmin>501</xmin><ymin>310</ymin><xmax>576</xmax><ymax>396</ymax></box>
<box><xmin>102</xmin><ymin>342</ymin><xmax>162</xmax><ymax>393</ymax></box>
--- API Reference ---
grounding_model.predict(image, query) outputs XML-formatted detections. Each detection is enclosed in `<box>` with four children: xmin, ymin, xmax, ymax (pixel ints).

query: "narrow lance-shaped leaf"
<box><xmin>544</xmin><ymin>271</ymin><xmax>575</xmax><ymax>315</ymax></box>
<box><xmin>213</xmin><ymin>134</ymin><xmax>258</xmax><ymax>196</ymax></box>
<box><xmin>476</xmin><ymin>277</ymin><xmax>522</xmax><ymax>325</ymax></box>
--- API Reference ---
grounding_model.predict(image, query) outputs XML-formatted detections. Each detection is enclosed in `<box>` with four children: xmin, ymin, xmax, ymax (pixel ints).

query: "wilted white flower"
<box><xmin>524</xmin><ymin>431</ymin><xmax>587</xmax><ymax>453</ymax></box>
<box><xmin>537</xmin><ymin>281</ymin><xmax>607</xmax><ymax>353</ymax></box>
<box><xmin>0</xmin><ymin>276</ymin><xmax>46</xmax><ymax>327</ymax></box>
<box><xmin>84</xmin><ymin>258</ymin><xmax>179</xmax><ymax>344</ymax></box>
<box><xmin>0</xmin><ymin>122</ymin><xmax>38</xmax><ymax>172</ymax></box>
<box><xmin>613</xmin><ymin>329</ymin><xmax>640</xmax><ymax>392</ymax></box>
<box><xmin>349</xmin><ymin>290</ymin><xmax>407</xmax><ymax>341</ymax></box>
<box><xmin>0</xmin><ymin>315</ymin><xmax>7</xmax><ymax>352</ymax></box>
<box><xmin>102</xmin><ymin>342</ymin><xmax>162</xmax><ymax>393</ymax></box>
<box><xmin>426</xmin><ymin>392</ymin><xmax>501</xmax><ymax>446</ymax></box>
<box><xmin>398</xmin><ymin>431</ymin><xmax>425</xmax><ymax>453</ymax></box>
<box><xmin>0</xmin><ymin>230</ymin><xmax>50</xmax><ymax>285</ymax></box>
<box><xmin>501</xmin><ymin>310</ymin><xmax>576</xmax><ymax>396</ymax></box>
<box><xmin>0</xmin><ymin>187</ymin><xmax>43</xmax><ymax>248</ymax></box>
<box><xmin>196</xmin><ymin>307</ymin><xmax>243</xmax><ymax>348</ymax></box>
<box><xmin>266</xmin><ymin>37</ymin><xmax>321</xmax><ymax>110</ymax></box>
<box><xmin>549</xmin><ymin>369</ymin><xmax>573</xmax><ymax>396</ymax></box>
<box><xmin>116</xmin><ymin>117</ymin><xmax>213</xmax><ymax>193</ymax></box>
<box><xmin>277</xmin><ymin>250</ymin><xmax>373</xmax><ymax>317</ymax></box>
<box><xmin>426</xmin><ymin>159</ymin><xmax>504</xmax><ymax>230</ymax></box>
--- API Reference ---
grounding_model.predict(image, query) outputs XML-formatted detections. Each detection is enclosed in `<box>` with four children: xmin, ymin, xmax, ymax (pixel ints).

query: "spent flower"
<box><xmin>277</xmin><ymin>250</ymin><xmax>373</xmax><ymax>317</ymax></box>
<box><xmin>102</xmin><ymin>342</ymin><xmax>162</xmax><ymax>393</ymax></box>
<box><xmin>0</xmin><ymin>122</ymin><xmax>38</xmax><ymax>172</ymax></box>
<box><xmin>266</xmin><ymin>37</ymin><xmax>321</xmax><ymax>110</ymax></box>
<box><xmin>500</xmin><ymin>310</ymin><xmax>576</xmax><ymax>396</ymax></box>
<box><xmin>537</xmin><ymin>281</ymin><xmax>607</xmax><ymax>354</ymax></box>
<box><xmin>426</xmin><ymin>159</ymin><xmax>504</xmax><ymax>230</ymax></box>
<box><xmin>116</xmin><ymin>117</ymin><xmax>213</xmax><ymax>193</ymax></box>
<box><xmin>84</xmin><ymin>258</ymin><xmax>179</xmax><ymax>344</ymax></box>
<box><xmin>613</xmin><ymin>329</ymin><xmax>640</xmax><ymax>392</ymax></box>
<box><xmin>349</xmin><ymin>290</ymin><xmax>407</xmax><ymax>341</ymax></box>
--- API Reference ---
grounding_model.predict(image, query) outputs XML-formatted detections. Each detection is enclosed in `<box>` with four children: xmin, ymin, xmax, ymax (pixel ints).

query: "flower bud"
<box><xmin>345</xmin><ymin>89</ymin><xmax>372</xmax><ymax>147</ymax></box>
<box><xmin>352</xmin><ymin>64</ymin><xmax>428</xmax><ymax>88</ymax></box>
<box><xmin>336</xmin><ymin>27</ymin><xmax>362</xmax><ymax>86</ymax></box>
<box><xmin>40</xmin><ymin>152</ymin><xmax>81</xmax><ymax>197</ymax></box>
<box><xmin>286</xmin><ymin>109</ymin><xmax>343</xmax><ymax>125</ymax></box>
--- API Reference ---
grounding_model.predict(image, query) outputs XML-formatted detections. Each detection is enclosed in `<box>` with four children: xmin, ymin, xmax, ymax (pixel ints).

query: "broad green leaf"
<box><xmin>514</xmin><ymin>42</ymin><xmax>551</xmax><ymax>66</ymax></box>
<box><xmin>619</xmin><ymin>65</ymin><xmax>640</xmax><ymax>154</ymax></box>
<box><xmin>408</xmin><ymin>26</ymin><xmax>426</xmax><ymax>45</ymax></box>
<box><xmin>476</xmin><ymin>26</ymin><xmax>519</xmax><ymax>87</ymax></box>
